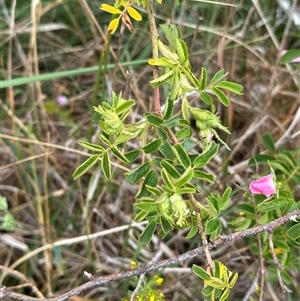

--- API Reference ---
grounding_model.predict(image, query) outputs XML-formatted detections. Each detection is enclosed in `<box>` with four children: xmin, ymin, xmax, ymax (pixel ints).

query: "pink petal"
<box><xmin>249</xmin><ymin>174</ymin><xmax>276</xmax><ymax>197</ymax></box>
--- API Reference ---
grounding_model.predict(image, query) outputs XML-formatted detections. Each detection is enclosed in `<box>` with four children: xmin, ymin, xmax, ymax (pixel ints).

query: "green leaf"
<box><xmin>199</xmin><ymin>67</ymin><xmax>207</xmax><ymax>90</ymax></box>
<box><xmin>205</xmin><ymin>277</ymin><xmax>225</xmax><ymax>289</ymax></box>
<box><xmin>200</xmin><ymin>91</ymin><xmax>214</xmax><ymax>105</ymax></box>
<box><xmin>236</xmin><ymin>203</ymin><xmax>255</xmax><ymax>215</ymax></box>
<box><xmin>202</xmin><ymin>285</ymin><xmax>214</xmax><ymax>296</ymax></box>
<box><xmin>157</xmin><ymin>40</ymin><xmax>179</xmax><ymax>63</ymax></box>
<box><xmin>146</xmin><ymin>185</ymin><xmax>161</xmax><ymax>195</ymax></box>
<box><xmin>277</xmin><ymin>150</ymin><xmax>297</xmax><ymax>167</ymax></box>
<box><xmin>144</xmin><ymin>113</ymin><xmax>164</xmax><ymax>126</ymax></box>
<box><xmin>111</xmin><ymin>147</ymin><xmax>130</xmax><ymax>163</ymax></box>
<box><xmin>182</xmin><ymin>139</ymin><xmax>197</xmax><ymax>151</ymax></box>
<box><xmin>139</xmin><ymin>221</ymin><xmax>156</xmax><ymax>244</ymax></box>
<box><xmin>174</xmin><ymin>186</ymin><xmax>196</xmax><ymax>194</ymax></box>
<box><xmin>157</xmin><ymin>127</ymin><xmax>168</xmax><ymax>140</ymax></box>
<box><xmin>150</xmin><ymin>70</ymin><xmax>175</xmax><ymax>87</ymax></box>
<box><xmin>161</xmin><ymin>217</ymin><xmax>174</xmax><ymax>234</ymax></box>
<box><xmin>148</xmin><ymin>57</ymin><xmax>175</xmax><ymax>68</ymax></box>
<box><xmin>78</xmin><ymin>141</ymin><xmax>105</xmax><ymax>152</ymax></box>
<box><xmin>176</xmin><ymin>39</ymin><xmax>188</xmax><ymax>64</ymax></box>
<box><xmin>173</xmin><ymin>144</ymin><xmax>191</xmax><ymax>168</ymax></box>
<box><xmin>193</xmin><ymin>264</ymin><xmax>212</xmax><ymax>280</ymax></box>
<box><xmin>159</xmin><ymin>141</ymin><xmax>175</xmax><ymax>160</ymax></box>
<box><xmin>186</xmin><ymin>225</ymin><xmax>199</xmax><ymax>239</ymax></box>
<box><xmin>206</xmin><ymin>217</ymin><xmax>221</xmax><ymax>234</ymax></box>
<box><xmin>229</xmin><ymin>272</ymin><xmax>239</xmax><ymax>287</ymax></box>
<box><xmin>182</xmin><ymin>97</ymin><xmax>190</xmax><ymax>120</ymax></box>
<box><xmin>125</xmin><ymin>150</ymin><xmax>141</xmax><ymax>164</ymax></box>
<box><xmin>210</xmin><ymin>70</ymin><xmax>227</xmax><ymax>85</ymax></box>
<box><xmin>194</xmin><ymin>142</ymin><xmax>219</xmax><ymax>168</ymax></box>
<box><xmin>257</xmin><ymin>198</ymin><xmax>287</xmax><ymax>212</ymax></box>
<box><xmin>180</xmin><ymin>73</ymin><xmax>194</xmax><ymax>90</ymax></box>
<box><xmin>160</xmin><ymin>160</ymin><xmax>180</xmax><ymax>179</ymax></box>
<box><xmin>136</xmin><ymin>170</ymin><xmax>159</xmax><ymax>198</ymax></box>
<box><xmin>211</xmin><ymin>86</ymin><xmax>230</xmax><ymax>106</ymax></box>
<box><xmin>125</xmin><ymin>162</ymin><xmax>151</xmax><ymax>184</ymax></box>
<box><xmin>219</xmin><ymin>187</ymin><xmax>232</xmax><ymax>210</ymax></box>
<box><xmin>114</xmin><ymin>131</ymin><xmax>139</xmax><ymax>145</ymax></box>
<box><xmin>134</xmin><ymin>202</ymin><xmax>158</xmax><ymax>212</ymax></box>
<box><xmin>143</xmin><ymin>138</ymin><xmax>162</xmax><ymax>154</ymax></box>
<box><xmin>286</xmin><ymin>224</ymin><xmax>300</xmax><ymax>240</ymax></box>
<box><xmin>169</xmin><ymin>71</ymin><xmax>180</xmax><ymax>100</ymax></box>
<box><xmin>101</xmin><ymin>152</ymin><xmax>111</xmax><ymax>180</ymax></box>
<box><xmin>220</xmin><ymin>288</ymin><xmax>230</xmax><ymax>301</ymax></box>
<box><xmin>248</xmin><ymin>154</ymin><xmax>275</xmax><ymax>166</ymax></box>
<box><xmin>217</xmin><ymin>81</ymin><xmax>243</xmax><ymax>95</ymax></box>
<box><xmin>280</xmin><ymin>49</ymin><xmax>300</xmax><ymax>63</ymax></box>
<box><xmin>115</xmin><ymin>99</ymin><xmax>135</xmax><ymax>115</ymax></box>
<box><xmin>262</xmin><ymin>133</ymin><xmax>275</xmax><ymax>153</ymax></box>
<box><xmin>160</xmin><ymin>24</ymin><xmax>180</xmax><ymax>51</ymax></box>
<box><xmin>193</xmin><ymin>170</ymin><xmax>214</xmax><ymax>182</ymax></box>
<box><xmin>163</xmin><ymin>115</ymin><xmax>180</xmax><ymax>128</ymax></box>
<box><xmin>134</xmin><ymin>210</ymin><xmax>149</xmax><ymax>222</ymax></box>
<box><xmin>73</xmin><ymin>154</ymin><xmax>100</xmax><ymax>180</ymax></box>
<box><xmin>206</xmin><ymin>197</ymin><xmax>218</xmax><ymax>215</ymax></box>
<box><xmin>98</xmin><ymin>133</ymin><xmax>111</xmax><ymax>146</ymax></box>
<box><xmin>269</xmin><ymin>161</ymin><xmax>291</xmax><ymax>174</ymax></box>
<box><xmin>163</xmin><ymin>97</ymin><xmax>174</xmax><ymax>120</ymax></box>
<box><xmin>161</xmin><ymin>168</ymin><xmax>174</xmax><ymax>190</ymax></box>
<box><xmin>232</xmin><ymin>216</ymin><xmax>252</xmax><ymax>231</ymax></box>
<box><xmin>175</xmin><ymin>127</ymin><xmax>191</xmax><ymax>139</ymax></box>
<box><xmin>174</xmin><ymin>166</ymin><xmax>194</xmax><ymax>188</ymax></box>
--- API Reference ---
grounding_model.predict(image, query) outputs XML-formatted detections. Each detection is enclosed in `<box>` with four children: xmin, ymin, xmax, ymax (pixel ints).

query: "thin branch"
<box><xmin>242</xmin><ymin>267</ymin><xmax>260</xmax><ymax>301</ymax></box>
<box><xmin>189</xmin><ymin>193</ymin><xmax>213</xmax><ymax>268</ymax></box>
<box><xmin>268</xmin><ymin>230</ymin><xmax>293</xmax><ymax>293</ymax></box>
<box><xmin>146</xmin><ymin>0</ymin><xmax>161</xmax><ymax>117</ymax></box>
<box><xmin>1</xmin><ymin>210</ymin><xmax>298</xmax><ymax>301</ymax></box>
<box><xmin>130</xmin><ymin>273</ymin><xmax>145</xmax><ymax>301</ymax></box>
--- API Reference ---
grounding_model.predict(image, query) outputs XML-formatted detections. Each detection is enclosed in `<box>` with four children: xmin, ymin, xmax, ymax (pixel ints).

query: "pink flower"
<box><xmin>56</xmin><ymin>95</ymin><xmax>69</xmax><ymax>106</ymax></box>
<box><xmin>249</xmin><ymin>174</ymin><xmax>276</xmax><ymax>198</ymax></box>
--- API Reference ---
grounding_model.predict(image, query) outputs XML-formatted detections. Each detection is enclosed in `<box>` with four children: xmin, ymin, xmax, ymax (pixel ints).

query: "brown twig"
<box><xmin>146</xmin><ymin>0</ymin><xmax>161</xmax><ymax>117</ymax></box>
<box><xmin>1</xmin><ymin>210</ymin><xmax>298</xmax><ymax>301</ymax></box>
<box><xmin>189</xmin><ymin>193</ymin><xmax>213</xmax><ymax>268</ymax></box>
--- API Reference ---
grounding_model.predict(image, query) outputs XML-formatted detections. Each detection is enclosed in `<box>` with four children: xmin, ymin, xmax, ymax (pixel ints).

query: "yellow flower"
<box><xmin>100</xmin><ymin>1</ymin><xmax>142</xmax><ymax>34</ymax></box>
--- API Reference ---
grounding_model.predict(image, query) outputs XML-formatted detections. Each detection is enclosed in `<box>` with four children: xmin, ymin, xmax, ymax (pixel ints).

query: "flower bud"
<box><xmin>170</xmin><ymin>194</ymin><xmax>188</xmax><ymax>227</ymax></box>
<box><xmin>249</xmin><ymin>174</ymin><xmax>276</xmax><ymax>197</ymax></box>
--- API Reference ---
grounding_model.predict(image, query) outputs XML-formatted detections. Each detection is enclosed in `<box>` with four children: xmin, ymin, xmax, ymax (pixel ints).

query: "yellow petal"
<box><xmin>127</xmin><ymin>7</ymin><xmax>142</xmax><ymax>21</ymax></box>
<box><xmin>121</xmin><ymin>0</ymin><xmax>127</xmax><ymax>7</ymax></box>
<box><xmin>100</xmin><ymin>4</ymin><xmax>122</xmax><ymax>14</ymax></box>
<box><xmin>108</xmin><ymin>18</ymin><xmax>120</xmax><ymax>34</ymax></box>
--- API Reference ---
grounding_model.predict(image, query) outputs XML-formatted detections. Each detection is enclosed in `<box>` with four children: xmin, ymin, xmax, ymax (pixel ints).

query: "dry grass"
<box><xmin>0</xmin><ymin>0</ymin><xmax>299</xmax><ymax>300</ymax></box>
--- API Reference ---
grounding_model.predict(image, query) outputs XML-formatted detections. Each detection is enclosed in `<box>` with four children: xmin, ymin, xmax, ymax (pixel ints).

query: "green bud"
<box><xmin>158</xmin><ymin>194</ymin><xmax>172</xmax><ymax>220</ymax></box>
<box><xmin>100</xmin><ymin>111</ymin><xmax>123</xmax><ymax>135</ymax></box>
<box><xmin>170</xmin><ymin>194</ymin><xmax>188</xmax><ymax>227</ymax></box>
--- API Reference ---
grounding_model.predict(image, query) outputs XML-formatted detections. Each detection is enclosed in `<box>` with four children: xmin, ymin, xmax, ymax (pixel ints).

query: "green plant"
<box><xmin>70</xmin><ymin>1</ymin><xmax>298</xmax><ymax>300</ymax></box>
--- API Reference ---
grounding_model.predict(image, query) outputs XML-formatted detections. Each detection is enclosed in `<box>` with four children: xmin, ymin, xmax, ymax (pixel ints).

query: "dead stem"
<box><xmin>146</xmin><ymin>0</ymin><xmax>161</xmax><ymax>117</ymax></box>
